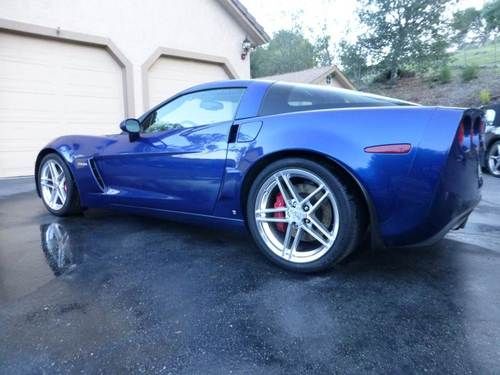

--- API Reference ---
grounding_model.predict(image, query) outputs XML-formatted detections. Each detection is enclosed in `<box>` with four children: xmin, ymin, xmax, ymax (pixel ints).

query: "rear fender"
<box><xmin>215</xmin><ymin>107</ymin><xmax>442</xmax><ymax>240</ymax></box>
<box><xmin>380</xmin><ymin>108</ymin><xmax>467</xmax><ymax>245</ymax></box>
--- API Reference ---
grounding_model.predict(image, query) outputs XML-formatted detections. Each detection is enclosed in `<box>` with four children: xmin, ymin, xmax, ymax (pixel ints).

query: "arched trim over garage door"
<box><xmin>141</xmin><ymin>47</ymin><xmax>239</xmax><ymax>110</ymax></box>
<box><xmin>0</xmin><ymin>18</ymin><xmax>134</xmax><ymax>117</ymax></box>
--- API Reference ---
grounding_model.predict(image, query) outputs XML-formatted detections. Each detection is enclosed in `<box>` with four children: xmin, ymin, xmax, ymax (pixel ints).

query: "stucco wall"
<box><xmin>0</xmin><ymin>0</ymin><xmax>251</xmax><ymax>116</ymax></box>
<box><xmin>312</xmin><ymin>76</ymin><xmax>345</xmax><ymax>88</ymax></box>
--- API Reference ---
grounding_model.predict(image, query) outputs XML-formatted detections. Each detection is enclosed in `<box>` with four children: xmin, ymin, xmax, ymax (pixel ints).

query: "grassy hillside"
<box><xmin>450</xmin><ymin>41</ymin><xmax>499</xmax><ymax>68</ymax></box>
<box><xmin>366</xmin><ymin>41</ymin><xmax>499</xmax><ymax>107</ymax></box>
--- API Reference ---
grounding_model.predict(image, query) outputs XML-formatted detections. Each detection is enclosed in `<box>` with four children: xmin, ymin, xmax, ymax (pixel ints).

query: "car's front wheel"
<box><xmin>246</xmin><ymin>158</ymin><xmax>365</xmax><ymax>273</ymax></box>
<box><xmin>38</xmin><ymin>153</ymin><xmax>81</xmax><ymax>216</ymax></box>
<box><xmin>486</xmin><ymin>140</ymin><xmax>500</xmax><ymax>177</ymax></box>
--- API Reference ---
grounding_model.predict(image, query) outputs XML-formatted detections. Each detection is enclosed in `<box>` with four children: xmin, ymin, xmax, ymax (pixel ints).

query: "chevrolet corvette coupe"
<box><xmin>35</xmin><ymin>80</ymin><xmax>484</xmax><ymax>272</ymax></box>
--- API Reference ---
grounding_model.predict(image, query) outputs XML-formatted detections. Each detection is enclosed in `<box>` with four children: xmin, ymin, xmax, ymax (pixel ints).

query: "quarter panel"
<box><xmin>214</xmin><ymin>106</ymin><xmax>464</xmax><ymax>245</ymax></box>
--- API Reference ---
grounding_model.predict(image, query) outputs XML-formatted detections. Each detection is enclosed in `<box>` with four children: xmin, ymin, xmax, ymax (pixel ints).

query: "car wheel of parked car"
<box><xmin>247</xmin><ymin>158</ymin><xmax>365</xmax><ymax>273</ymax></box>
<box><xmin>487</xmin><ymin>141</ymin><xmax>500</xmax><ymax>177</ymax></box>
<box><xmin>38</xmin><ymin>153</ymin><xmax>81</xmax><ymax>216</ymax></box>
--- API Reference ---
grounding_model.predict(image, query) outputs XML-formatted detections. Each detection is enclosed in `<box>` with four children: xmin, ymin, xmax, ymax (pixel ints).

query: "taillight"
<box><xmin>476</xmin><ymin>119</ymin><xmax>484</xmax><ymax>135</ymax></box>
<box><xmin>457</xmin><ymin>121</ymin><xmax>465</xmax><ymax>145</ymax></box>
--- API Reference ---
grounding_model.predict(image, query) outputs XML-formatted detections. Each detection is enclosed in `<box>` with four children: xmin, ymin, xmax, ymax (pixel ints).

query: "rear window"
<box><xmin>259</xmin><ymin>82</ymin><xmax>413</xmax><ymax>116</ymax></box>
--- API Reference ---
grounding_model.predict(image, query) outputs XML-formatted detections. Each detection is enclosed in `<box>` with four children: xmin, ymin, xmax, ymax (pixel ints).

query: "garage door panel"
<box><xmin>0</xmin><ymin>123</ymin><xmax>111</xmax><ymax>141</ymax></box>
<box><xmin>148</xmin><ymin>56</ymin><xmax>230</xmax><ymax>107</ymax></box>
<box><xmin>0</xmin><ymin>61</ymin><xmax>57</xmax><ymax>85</ymax></box>
<box><xmin>0</xmin><ymin>32</ymin><xmax>125</xmax><ymax>177</ymax></box>
<box><xmin>0</xmin><ymin>79</ymin><xmax>57</xmax><ymax>96</ymax></box>
<box><xmin>0</xmin><ymin>91</ymin><xmax>58</xmax><ymax>113</ymax></box>
<box><xmin>0</xmin><ymin>140</ymin><xmax>53</xmax><ymax>152</ymax></box>
<box><xmin>1</xmin><ymin>152</ymin><xmax>38</xmax><ymax>176</ymax></box>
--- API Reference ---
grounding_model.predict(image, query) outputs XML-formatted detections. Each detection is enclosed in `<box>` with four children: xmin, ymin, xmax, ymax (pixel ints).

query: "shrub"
<box><xmin>479</xmin><ymin>89</ymin><xmax>492</xmax><ymax>105</ymax></box>
<box><xmin>399</xmin><ymin>69</ymin><xmax>416</xmax><ymax>78</ymax></box>
<box><xmin>372</xmin><ymin>68</ymin><xmax>416</xmax><ymax>83</ymax></box>
<box><xmin>461</xmin><ymin>65</ymin><xmax>479</xmax><ymax>82</ymax></box>
<box><xmin>436</xmin><ymin>66</ymin><xmax>452</xmax><ymax>84</ymax></box>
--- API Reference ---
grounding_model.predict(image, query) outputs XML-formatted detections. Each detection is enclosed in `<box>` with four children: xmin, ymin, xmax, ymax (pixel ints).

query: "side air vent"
<box><xmin>228</xmin><ymin>124</ymin><xmax>239</xmax><ymax>143</ymax></box>
<box><xmin>88</xmin><ymin>158</ymin><xmax>106</xmax><ymax>191</ymax></box>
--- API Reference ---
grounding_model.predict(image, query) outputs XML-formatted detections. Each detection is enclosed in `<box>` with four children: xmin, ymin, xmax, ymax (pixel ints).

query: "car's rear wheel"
<box><xmin>38</xmin><ymin>153</ymin><xmax>81</xmax><ymax>216</ymax></box>
<box><xmin>246</xmin><ymin>158</ymin><xmax>365</xmax><ymax>273</ymax></box>
<box><xmin>486</xmin><ymin>141</ymin><xmax>500</xmax><ymax>177</ymax></box>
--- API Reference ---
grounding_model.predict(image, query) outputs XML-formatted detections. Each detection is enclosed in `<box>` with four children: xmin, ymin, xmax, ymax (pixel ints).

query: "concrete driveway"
<box><xmin>1</xmin><ymin>176</ymin><xmax>499</xmax><ymax>373</ymax></box>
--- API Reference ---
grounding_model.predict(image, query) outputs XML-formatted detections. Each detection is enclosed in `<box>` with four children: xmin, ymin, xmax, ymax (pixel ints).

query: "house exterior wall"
<box><xmin>0</xmin><ymin>0</ymin><xmax>251</xmax><ymax>116</ymax></box>
<box><xmin>313</xmin><ymin>77</ymin><xmax>344</xmax><ymax>88</ymax></box>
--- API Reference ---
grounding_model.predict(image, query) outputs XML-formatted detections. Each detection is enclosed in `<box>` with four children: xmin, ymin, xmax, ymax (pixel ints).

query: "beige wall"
<box><xmin>0</xmin><ymin>0</ymin><xmax>251</xmax><ymax>116</ymax></box>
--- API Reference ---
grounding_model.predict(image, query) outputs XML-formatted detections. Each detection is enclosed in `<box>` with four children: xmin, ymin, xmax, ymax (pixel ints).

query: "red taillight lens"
<box><xmin>457</xmin><ymin>122</ymin><xmax>465</xmax><ymax>145</ymax></box>
<box><xmin>478</xmin><ymin>119</ymin><xmax>484</xmax><ymax>134</ymax></box>
<box><xmin>364</xmin><ymin>143</ymin><xmax>411</xmax><ymax>154</ymax></box>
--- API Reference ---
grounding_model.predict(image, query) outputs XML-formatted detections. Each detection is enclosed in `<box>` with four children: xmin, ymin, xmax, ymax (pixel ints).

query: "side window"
<box><xmin>259</xmin><ymin>82</ymin><xmax>412</xmax><ymax>116</ymax></box>
<box><xmin>142</xmin><ymin>88</ymin><xmax>245</xmax><ymax>134</ymax></box>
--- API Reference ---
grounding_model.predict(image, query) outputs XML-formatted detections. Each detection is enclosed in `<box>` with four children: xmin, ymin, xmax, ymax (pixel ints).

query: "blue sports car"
<box><xmin>35</xmin><ymin>80</ymin><xmax>484</xmax><ymax>272</ymax></box>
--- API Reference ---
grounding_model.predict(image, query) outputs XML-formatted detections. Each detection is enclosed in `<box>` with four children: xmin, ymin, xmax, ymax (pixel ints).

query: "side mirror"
<box><xmin>119</xmin><ymin>118</ymin><xmax>141</xmax><ymax>142</ymax></box>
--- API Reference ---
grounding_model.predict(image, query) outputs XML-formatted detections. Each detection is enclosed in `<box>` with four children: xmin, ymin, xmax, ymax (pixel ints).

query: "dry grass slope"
<box><xmin>366</xmin><ymin>42</ymin><xmax>500</xmax><ymax>106</ymax></box>
<box><xmin>368</xmin><ymin>67</ymin><xmax>500</xmax><ymax>107</ymax></box>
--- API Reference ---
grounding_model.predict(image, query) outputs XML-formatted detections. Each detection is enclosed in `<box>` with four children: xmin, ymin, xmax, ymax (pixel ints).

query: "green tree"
<box><xmin>358</xmin><ymin>0</ymin><xmax>452</xmax><ymax>82</ymax></box>
<box><xmin>451</xmin><ymin>8</ymin><xmax>484</xmax><ymax>47</ymax></box>
<box><xmin>313</xmin><ymin>25</ymin><xmax>333</xmax><ymax>67</ymax></box>
<box><xmin>250</xmin><ymin>29</ymin><xmax>316</xmax><ymax>78</ymax></box>
<box><xmin>338</xmin><ymin>41</ymin><xmax>368</xmax><ymax>84</ymax></box>
<box><xmin>483</xmin><ymin>0</ymin><xmax>500</xmax><ymax>65</ymax></box>
<box><xmin>483</xmin><ymin>0</ymin><xmax>500</xmax><ymax>34</ymax></box>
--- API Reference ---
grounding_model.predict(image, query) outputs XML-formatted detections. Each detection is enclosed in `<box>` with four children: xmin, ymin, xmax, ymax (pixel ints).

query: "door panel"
<box><xmin>95</xmin><ymin>121</ymin><xmax>232</xmax><ymax>214</ymax></box>
<box><xmin>94</xmin><ymin>87</ymin><xmax>245</xmax><ymax>214</ymax></box>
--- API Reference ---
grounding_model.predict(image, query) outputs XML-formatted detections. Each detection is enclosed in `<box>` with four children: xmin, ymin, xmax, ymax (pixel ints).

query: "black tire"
<box><xmin>38</xmin><ymin>153</ymin><xmax>82</xmax><ymax>216</ymax></box>
<box><xmin>246</xmin><ymin>158</ymin><xmax>366</xmax><ymax>273</ymax></box>
<box><xmin>486</xmin><ymin>140</ymin><xmax>500</xmax><ymax>177</ymax></box>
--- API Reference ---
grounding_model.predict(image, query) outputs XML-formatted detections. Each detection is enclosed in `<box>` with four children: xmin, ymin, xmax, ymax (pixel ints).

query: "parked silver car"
<box><xmin>483</xmin><ymin>104</ymin><xmax>500</xmax><ymax>177</ymax></box>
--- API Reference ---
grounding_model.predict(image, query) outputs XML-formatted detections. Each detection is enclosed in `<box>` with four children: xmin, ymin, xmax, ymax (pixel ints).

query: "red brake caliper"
<box><xmin>274</xmin><ymin>193</ymin><xmax>287</xmax><ymax>232</ymax></box>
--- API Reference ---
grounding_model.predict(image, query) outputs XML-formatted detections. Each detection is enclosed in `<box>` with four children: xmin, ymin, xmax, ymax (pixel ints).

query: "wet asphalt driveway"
<box><xmin>1</xmin><ymin>176</ymin><xmax>500</xmax><ymax>374</ymax></box>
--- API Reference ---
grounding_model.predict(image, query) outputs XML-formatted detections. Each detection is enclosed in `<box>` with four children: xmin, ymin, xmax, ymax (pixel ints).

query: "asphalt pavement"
<box><xmin>0</xmin><ymin>175</ymin><xmax>499</xmax><ymax>374</ymax></box>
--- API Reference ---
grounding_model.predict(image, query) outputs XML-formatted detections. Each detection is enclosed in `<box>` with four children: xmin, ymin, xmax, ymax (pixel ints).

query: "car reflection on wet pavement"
<box><xmin>0</xmin><ymin>176</ymin><xmax>500</xmax><ymax>373</ymax></box>
<box><xmin>41</xmin><ymin>223</ymin><xmax>77</xmax><ymax>276</ymax></box>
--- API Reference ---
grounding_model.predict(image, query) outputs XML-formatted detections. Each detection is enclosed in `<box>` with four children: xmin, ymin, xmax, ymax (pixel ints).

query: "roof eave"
<box><xmin>312</xmin><ymin>66</ymin><xmax>356</xmax><ymax>90</ymax></box>
<box><xmin>217</xmin><ymin>0</ymin><xmax>270</xmax><ymax>45</ymax></box>
<box><xmin>334</xmin><ymin>68</ymin><xmax>356</xmax><ymax>90</ymax></box>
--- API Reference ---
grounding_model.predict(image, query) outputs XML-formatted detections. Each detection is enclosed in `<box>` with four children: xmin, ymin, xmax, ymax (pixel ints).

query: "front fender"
<box><xmin>35</xmin><ymin>135</ymin><xmax>118</xmax><ymax>204</ymax></box>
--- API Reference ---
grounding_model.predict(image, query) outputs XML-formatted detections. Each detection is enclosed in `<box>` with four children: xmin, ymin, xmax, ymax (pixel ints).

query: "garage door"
<box><xmin>0</xmin><ymin>32</ymin><xmax>125</xmax><ymax>177</ymax></box>
<box><xmin>148</xmin><ymin>56</ymin><xmax>230</xmax><ymax>107</ymax></box>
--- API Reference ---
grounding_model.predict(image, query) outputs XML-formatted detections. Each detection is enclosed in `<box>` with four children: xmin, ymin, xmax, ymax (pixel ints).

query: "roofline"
<box><xmin>261</xmin><ymin>65</ymin><xmax>357</xmax><ymax>90</ymax></box>
<box><xmin>311</xmin><ymin>66</ymin><xmax>356</xmax><ymax>90</ymax></box>
<box><xmin>216</xmin><ymin>0</ymin><xmax>270</xmax><ymax>45</ymax></box>
<box><xmin>331</xmin><ymin>67</ymin><xmax>356</xmax><ymax>90</ymax></box>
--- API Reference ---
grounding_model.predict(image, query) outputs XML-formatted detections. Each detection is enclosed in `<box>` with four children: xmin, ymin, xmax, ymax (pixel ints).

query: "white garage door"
<box><xmin>148</xmin><ymin>56</ymin><xmax>230</xmax><ymax>107</ymax></box>
<box><xmin>0</xmin><ymin>32</ymin><xmax>125</xmax><ymax>177</ymax></box>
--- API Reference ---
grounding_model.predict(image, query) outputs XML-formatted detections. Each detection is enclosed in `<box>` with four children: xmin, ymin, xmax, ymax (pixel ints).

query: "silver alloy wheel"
<box><xmin>40</xmin><ymin>159</ymin><xmax>68</xmax><ymax>211</ymax></box>
<box><xmin>254</xmin><ymin>168</ymin><xmax>340</xmax><ymax>263</ymax></box>
<box><xmin>488</xmin><ymin>143</ymin><xmax>500</xmax><ymax>176</ymax></box>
